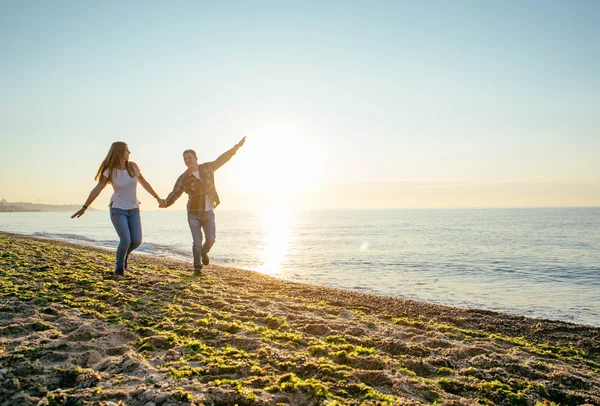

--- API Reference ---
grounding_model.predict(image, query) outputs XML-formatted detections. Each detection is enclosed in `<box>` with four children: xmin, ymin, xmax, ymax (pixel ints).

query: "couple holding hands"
<box><xmin>72</xmin><ymin>137</ymin><xmax>246</xmax><ymax>276</ymax></box>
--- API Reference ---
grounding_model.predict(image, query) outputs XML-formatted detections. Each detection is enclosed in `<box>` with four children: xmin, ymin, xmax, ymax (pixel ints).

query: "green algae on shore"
<box><xmin>0</xmin><ymin>232</ymin><xmax>599</xmax><ymax>405</ymax></box>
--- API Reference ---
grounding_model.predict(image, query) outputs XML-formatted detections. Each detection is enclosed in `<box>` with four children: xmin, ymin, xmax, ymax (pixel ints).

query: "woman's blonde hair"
<box><xmin>95</xmin><ymin>142</ymin><xmax>138</xmax><ymax>183</ymax></box>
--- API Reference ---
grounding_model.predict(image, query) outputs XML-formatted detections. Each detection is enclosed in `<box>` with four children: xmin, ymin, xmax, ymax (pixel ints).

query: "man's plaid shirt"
<box><xmin>165</xmin><ymin>145</ymin><xmax>238</xmax><ymax>215</ymax></box>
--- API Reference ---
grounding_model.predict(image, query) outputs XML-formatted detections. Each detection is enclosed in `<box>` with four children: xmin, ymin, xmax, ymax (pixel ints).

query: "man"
<box><xmin>161</xmin><ymin>137</ymin><xmax>246</xmax><ymax>275</ymax></box>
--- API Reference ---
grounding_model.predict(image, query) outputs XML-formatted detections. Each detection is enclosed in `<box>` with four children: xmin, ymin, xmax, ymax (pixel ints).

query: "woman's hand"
<box><xmin>71</xmin><ymin>207</ymin><xmax>87</xmax><ymax>218</ymax></box>
<box><xmin>73</xmin><ymin>178</ymin><xmax>106</xmax><ymax>219</ymax></box>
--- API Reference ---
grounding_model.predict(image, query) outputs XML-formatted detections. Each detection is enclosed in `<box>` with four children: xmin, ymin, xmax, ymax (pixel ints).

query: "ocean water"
<box><xmin>1</xmin><ymin>207</ymin><xmax>599</xmax><ymax>326</ymax></box>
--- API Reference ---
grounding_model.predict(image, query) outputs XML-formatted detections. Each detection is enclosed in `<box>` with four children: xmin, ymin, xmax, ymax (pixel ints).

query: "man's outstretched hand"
<box><xmin>235</xmin><ymin>136</ymin><xmax>246</xmax><ymax>151</ymax></box>
<box><xmin>158</xmin><ymin>199</ymin><xmax>167</xmax><ymax>208</ymax></box>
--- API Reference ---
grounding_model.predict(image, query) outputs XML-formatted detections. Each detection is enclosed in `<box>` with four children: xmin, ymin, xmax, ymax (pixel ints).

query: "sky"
<box><xmin>1</xmin><ymin>0</ymin><xmax>599</xmax><ymax>209</ymax></box>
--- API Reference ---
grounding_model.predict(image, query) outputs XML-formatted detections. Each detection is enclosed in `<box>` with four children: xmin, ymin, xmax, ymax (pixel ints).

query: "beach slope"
<box><xmin>0</xmin><ymin>232</ymin><xmax>598</xmax><ymax>405</ymax></box>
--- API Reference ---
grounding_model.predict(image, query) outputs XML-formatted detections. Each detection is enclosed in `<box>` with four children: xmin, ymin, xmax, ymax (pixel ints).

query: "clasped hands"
<box><xmin>156</xmin><ymin>197</ymin><xmax>167</xmax><ymax>208</ymax></box>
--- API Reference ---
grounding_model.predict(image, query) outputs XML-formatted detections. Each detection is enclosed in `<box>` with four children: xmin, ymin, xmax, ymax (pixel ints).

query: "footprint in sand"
<box><xmin>107</xmin><ymin>327</ymin><xmax>139</xmax><ymax>347</ymax></box>
<box><xmin>71</xmin><ymin>349</ymin><xmax>105</xmax><ymax>367</ymax></box>
<box><xmin>66</xmin><ymin>324</ymin><xmax>102</xmax><ymax>342</ymax></box>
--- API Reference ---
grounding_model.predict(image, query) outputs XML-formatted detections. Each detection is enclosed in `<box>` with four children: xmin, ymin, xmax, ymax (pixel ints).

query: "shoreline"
<box><xmin>3</xmin><ymin>231</ymin><xmax>600</xmax><ymax>337</ymax></box>
<box><xmin>1</xmin><ymin>232</ymin><xmax>599</xmax><ymax>405</ymax></box>
<box><xmin>5</xmin><ymin>230</ymin><xmax>598</xmax><ymax>328</ymax></box>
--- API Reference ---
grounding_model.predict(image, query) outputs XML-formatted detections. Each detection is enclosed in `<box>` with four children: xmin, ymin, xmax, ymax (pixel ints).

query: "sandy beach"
<box><xmin>0</xmin><ymin>232</ymin><xmax>598</xmax><ymax>405</ymax></box>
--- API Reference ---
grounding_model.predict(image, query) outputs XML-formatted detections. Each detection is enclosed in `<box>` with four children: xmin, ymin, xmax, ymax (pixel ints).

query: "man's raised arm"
<box><xmin>211</xmin><ymin>137</ymin><xmax>246</xmax><ymax>171</ymax></box>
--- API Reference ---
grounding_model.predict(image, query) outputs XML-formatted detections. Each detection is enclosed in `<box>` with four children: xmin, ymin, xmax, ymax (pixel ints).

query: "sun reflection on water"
<box><xmin>257</xmin><ymin>208</ymin><xmax>295</xmax><ymax>275</ymax></box>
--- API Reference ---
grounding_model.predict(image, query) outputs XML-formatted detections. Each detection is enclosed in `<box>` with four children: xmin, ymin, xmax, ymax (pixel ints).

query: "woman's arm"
<box><xmin>71</xmin><ymin>177</ymin><xmax>108</xmax><ymax>218</ymax></box>
<box><xmin>138</xmin><ymin>173</ymin><xmax>163</xmax><ymax>206</ymax></box>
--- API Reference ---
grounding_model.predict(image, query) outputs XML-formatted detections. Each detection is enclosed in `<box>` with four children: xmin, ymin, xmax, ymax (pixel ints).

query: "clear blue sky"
<box><xmin>1</xmin><ymin>1</ymin><xmax>599</xmax><ymax>208</ymax></box>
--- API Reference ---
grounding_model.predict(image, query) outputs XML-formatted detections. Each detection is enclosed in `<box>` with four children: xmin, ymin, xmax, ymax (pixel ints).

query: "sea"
<box><xmin>1</xmin><ymin>207</ymin><xmax>599</xmax><ymax>326</ymax></box>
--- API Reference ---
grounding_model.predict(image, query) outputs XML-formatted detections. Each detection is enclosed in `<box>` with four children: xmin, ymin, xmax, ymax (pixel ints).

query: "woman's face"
<box><xmin>124</xmin><ymin>146</ymin><xmax>131</xmax><ymax>161</ymax></box>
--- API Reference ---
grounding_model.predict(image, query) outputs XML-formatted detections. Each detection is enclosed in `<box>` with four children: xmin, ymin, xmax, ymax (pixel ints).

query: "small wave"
<box><xmin>33</xmin><ymin>232</ymin><xmax>98</xmax><ymax>243</ymax></box>
<box><xmin>135</xmin><ymin>243</ymin><xmax>190</xmax><ymax>260</ymax></box>
<box><xmin>31</xmin><ymin>231</ymin><xmax>191</xmax><ymax>263</ymax></box>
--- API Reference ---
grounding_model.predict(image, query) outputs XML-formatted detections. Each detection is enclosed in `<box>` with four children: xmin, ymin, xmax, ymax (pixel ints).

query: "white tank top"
<box><xmin>103</xmin><ymin>166</ymin><xmax>140</xmax><ymax>210</ymax></box>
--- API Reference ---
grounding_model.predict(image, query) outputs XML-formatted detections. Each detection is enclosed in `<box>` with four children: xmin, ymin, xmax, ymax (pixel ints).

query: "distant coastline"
<box><xmin>0</xmin><ymin>200</ymin><xmax>97</xmax><ymax>213</ymax></box>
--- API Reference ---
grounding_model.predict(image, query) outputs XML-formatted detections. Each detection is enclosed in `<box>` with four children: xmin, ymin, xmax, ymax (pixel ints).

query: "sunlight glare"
<box><xmin>235</xmin><ymin>122</ymin><xmax>326</xmax><ymax>204</ymax></box>
<box><xmin>256</xmin><ymin>208</ymin><xmax>295</xmax><ymax>275</ymax></box>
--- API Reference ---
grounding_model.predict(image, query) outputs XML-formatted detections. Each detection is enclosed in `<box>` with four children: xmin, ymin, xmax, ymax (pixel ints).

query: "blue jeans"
<box><xmin>188</xmin><ymin>210</ymin><xmax>216</xmax><ymax>270</ymax></box>
<box><xmin>110</xmin><ymin>207</ymin><xmax>142</xmax><ymax>272</ymax></box>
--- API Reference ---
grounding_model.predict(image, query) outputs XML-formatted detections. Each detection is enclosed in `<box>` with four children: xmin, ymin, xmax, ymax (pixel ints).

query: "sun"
<box><xmin>235</xmin><ymin>124</ymin><xmax>325</xmax><ymax>206</ymax></box>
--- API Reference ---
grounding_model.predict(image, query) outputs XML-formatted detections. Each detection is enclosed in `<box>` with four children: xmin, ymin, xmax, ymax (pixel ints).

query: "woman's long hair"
<box><xmin>95</xmin><ymin>142</ymin><xmax>137</xmax><ymax>183</ymax></box>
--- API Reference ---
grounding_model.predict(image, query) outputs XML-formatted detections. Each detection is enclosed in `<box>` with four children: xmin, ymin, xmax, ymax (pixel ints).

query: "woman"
<box><xmin>72</xmin><ymin>142</ymin><xmax>163</xmax><ymax>276</ymax></box>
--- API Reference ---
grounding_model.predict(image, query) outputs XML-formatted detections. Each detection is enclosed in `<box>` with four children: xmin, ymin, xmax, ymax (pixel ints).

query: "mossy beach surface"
<box><xmin>0</xmin><ymin>232</ymin><xmax>598</xmax><ymax>405</ymax></box>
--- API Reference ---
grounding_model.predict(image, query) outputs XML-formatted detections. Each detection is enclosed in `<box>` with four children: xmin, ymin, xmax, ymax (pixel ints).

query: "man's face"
<box><xmin>183</xmin><ymin>152</ymin><xmax>197</xmax><ymax>169</ymax></box>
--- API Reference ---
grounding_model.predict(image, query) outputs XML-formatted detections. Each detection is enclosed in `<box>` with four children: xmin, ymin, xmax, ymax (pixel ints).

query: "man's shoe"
<box><xmin>115</xmin><ymin>268</ymin><xmax>125</xmax><ymax>277</ymax></box>
<box><xmin>193</xmin><ymin>269</ymin><xmax>202</xmax><ymax>277</ymax></box>
<box><xmin>201</xmin><ymin>252</ymin><xmax>210</xmax><ymax>266</ymax></box>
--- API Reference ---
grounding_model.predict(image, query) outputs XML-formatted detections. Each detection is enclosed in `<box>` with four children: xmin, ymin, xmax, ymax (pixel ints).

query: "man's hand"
<box><xmin>235</xmin><ymin>136</ymin><xmax>246</xmax><ymax>151</ymax></box>
<box><xmin>158</xmin><ymin>199</ymin><xmax>167</xmax><ymax>208</ymax></box>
